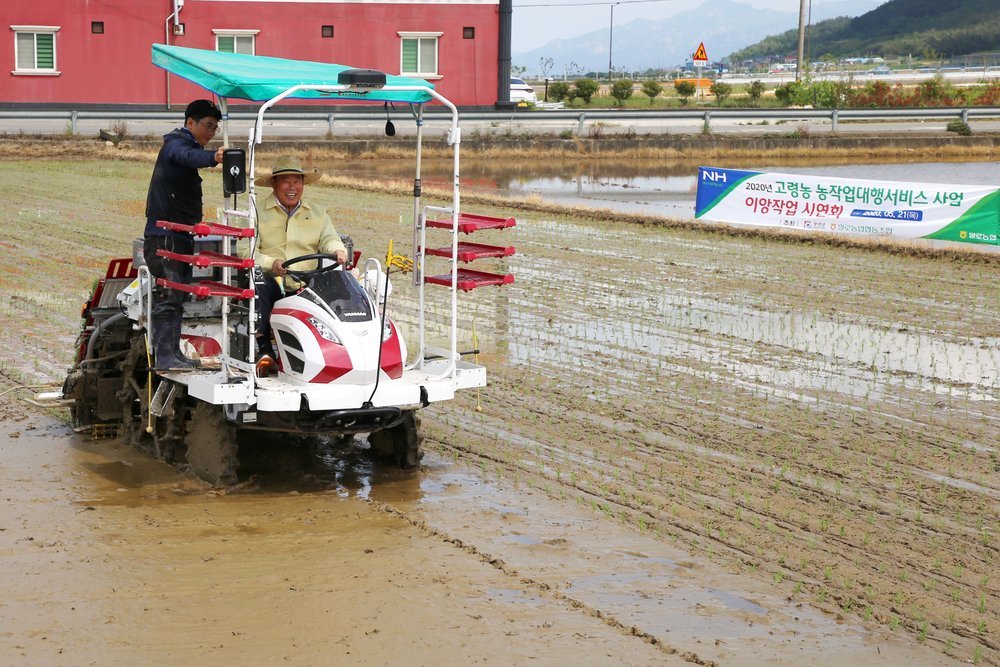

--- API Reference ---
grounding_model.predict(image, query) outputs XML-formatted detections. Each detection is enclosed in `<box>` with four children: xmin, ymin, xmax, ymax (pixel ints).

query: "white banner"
<box><xmin>695</xmin><ymin>167</ymin><xmax>999</xmax><ymax>246</ymax></box>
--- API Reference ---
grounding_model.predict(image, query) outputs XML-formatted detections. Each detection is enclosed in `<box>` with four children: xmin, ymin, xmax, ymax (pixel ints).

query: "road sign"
<box><xmin>693</xmin><ymin>42</ymin><xmax>708</xmax><ymax>66</ymax></box>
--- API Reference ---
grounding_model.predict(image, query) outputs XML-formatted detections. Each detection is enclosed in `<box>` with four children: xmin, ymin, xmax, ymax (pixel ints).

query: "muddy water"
<box><xmin>0</xmin><ymin>406</ymin><xmax>668</xmax><ymax>666</ymax></box>
<box><xmin>0</xmin><ymin>399</ymin><xmax>959</xmax><ymax>666</ymax></box>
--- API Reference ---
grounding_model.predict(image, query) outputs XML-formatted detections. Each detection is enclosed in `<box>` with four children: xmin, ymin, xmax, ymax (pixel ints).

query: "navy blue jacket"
<box><xmin>144</xmin><ymin>127</ymin><xmax>218</xmax><ymax>238</ymax></box>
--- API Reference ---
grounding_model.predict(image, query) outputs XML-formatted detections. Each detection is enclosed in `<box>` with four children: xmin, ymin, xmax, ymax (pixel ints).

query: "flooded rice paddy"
<box><xmin>397</xmin><ymin>177</ymin><xmax>999</xmax><ymax>665</ymax></box>
<box><xmin>319</xmin><ymin>157</ymin><xmax>1000</xmax><ymax>222</ymax></box>
<box><xmin>0</xmin><ymin>157</ymin><xmax>997</xmax><ymax>665</ymax></box>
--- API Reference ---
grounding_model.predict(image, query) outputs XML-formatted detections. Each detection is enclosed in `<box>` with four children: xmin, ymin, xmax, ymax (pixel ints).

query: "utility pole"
<box><xmin>608</xmin><ymin>2</ymin><xmax>619</xmax><ymax>84</ymax></box>
<box><xmin>498</xmin><ymin>0</ymin><xmax>513</xmax><ymax>107</ymax></box>
<box><xmin>796</xmin><ymin>0</ymin><xmax>807</xmax><ymax>81</ymax></box>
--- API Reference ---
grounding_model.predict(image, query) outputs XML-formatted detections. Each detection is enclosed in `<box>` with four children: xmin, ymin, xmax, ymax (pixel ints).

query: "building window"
<box><xmin>213</xmin><ymin>30</ymin><xmax>258</xmax><ymax>55</ymax></box>
<box><xmin>91</xmin><ymin>21</ymin><xmax>104</xmax><ymax>35</ymax></box>
<box><xmin>322</xmin><ymin>25</ymin><xmax>334</xmax><ymax>38</ymax></box>
<box><xmin>398</xmin><ymin>32</ymin><xmax>442</xmax><ymax>77</ymax></box>
<box><xmin>463</xmin><ymin>27</ymin><xmax>475</xmax><ymax>39</ymax></box>
<box><xmin>11</xmin><ymin>26</ymin><xmax>59</xmax><ymax>73</ymax></box>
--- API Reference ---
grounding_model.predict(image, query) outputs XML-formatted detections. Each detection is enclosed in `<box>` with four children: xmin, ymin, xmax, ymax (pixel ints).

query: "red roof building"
<box><xmin>3</xmin><ymin>0</ymin><xmax>512</xmax><ymax>108</ymax></box>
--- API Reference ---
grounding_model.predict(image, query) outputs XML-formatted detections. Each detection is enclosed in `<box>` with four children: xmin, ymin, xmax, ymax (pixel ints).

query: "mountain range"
<box><xmin>513</xmin><ymin>0</ymin><xmax>890</xmax><ymax>75</ymax></box>
<box><xmin>730</xmin><ymin>0</ymin><xmax>1000</xmax><ymax>61</ymax></box>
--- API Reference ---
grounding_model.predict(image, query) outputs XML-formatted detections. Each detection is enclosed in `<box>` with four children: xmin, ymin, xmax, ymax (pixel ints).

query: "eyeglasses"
<box><xmin>198</xmin><ymin>119</ymin><xmax>220</xmax><ymax>134</ymax></box>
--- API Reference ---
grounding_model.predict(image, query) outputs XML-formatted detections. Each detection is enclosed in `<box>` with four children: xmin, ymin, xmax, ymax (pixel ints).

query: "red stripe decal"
<box><xmin>380</xmin><ymin>321</ymin><xmax>403</xmax><ymax>379</ymax></box>
<box><xmin>180</xmin><ymin>334</ymin><xmax>222</xmax><ymax>357</ymax></box>
<box><xmin>272</xmin><ymin>307</ymin><xmax>351</xmax><ymax>383</ymax></box>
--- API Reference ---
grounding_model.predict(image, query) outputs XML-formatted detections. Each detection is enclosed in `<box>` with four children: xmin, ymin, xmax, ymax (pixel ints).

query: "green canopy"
<box><xmin>152</xmin><ymin>44</ymin><xmax>434</xmax><ymax>104</ymax></box>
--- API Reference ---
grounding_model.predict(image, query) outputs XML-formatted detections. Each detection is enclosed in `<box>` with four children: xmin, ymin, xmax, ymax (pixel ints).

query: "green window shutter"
<box><xmin>401</xmin><ymin>39</ymin><xmax>417</xmax><ymax>73</ymax></box>
<box><xmin>35</xmin><ymin>33</ymin><xmax>54</xmax><ymax>69</ymax></box>
<box><xmin>218</xmin><ymin>36</ymin><xmax>235</xmax><ymax>53</ymax></box>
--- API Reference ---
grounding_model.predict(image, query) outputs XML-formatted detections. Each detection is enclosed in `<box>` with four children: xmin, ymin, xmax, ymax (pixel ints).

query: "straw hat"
<box><xmin>255</xmin><ymin>155</ymin><xmax>322</xmax><ymax>187</ymax></box>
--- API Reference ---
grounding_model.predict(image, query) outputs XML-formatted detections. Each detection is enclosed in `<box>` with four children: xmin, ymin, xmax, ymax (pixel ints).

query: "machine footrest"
<box><xmin>425</xmin><ymin>269</ymin><xmax>514</xmax><ymax>291</ymax></box>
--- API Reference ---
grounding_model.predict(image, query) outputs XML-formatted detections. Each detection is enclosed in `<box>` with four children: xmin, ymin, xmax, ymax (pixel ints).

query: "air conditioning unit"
<box><xmin>173</xmin><ymin>23</ymin><xmax>185</xmax><ymax>36</ymax></box>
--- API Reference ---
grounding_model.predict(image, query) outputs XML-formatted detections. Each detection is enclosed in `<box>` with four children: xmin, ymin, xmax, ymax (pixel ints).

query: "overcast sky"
<box><xmin>512</xmin><ymin>0</ymin><xmax>888</xmax><ymax>53</ymax></box>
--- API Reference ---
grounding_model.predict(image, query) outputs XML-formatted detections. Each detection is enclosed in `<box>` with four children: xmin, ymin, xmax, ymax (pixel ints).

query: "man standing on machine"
<box><xmin>144</xmin><ymin>99</ymin><xmax>225</xmax><ymax>370</ymax></box>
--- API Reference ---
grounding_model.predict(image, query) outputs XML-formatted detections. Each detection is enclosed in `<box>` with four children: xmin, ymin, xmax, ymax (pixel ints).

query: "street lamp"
<box><xmin>608</xmin><ymin>2</ymin><xmax>619</xmax><ymax>83</ymax></box>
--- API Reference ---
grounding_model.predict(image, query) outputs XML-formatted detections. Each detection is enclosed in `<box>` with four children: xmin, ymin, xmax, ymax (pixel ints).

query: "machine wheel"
<box><xmin>65</xmin><ymin>311</ymin><xmax>131</xmax><ymax>432</ymax></box>
<box><xmin>367</xmin><ymin>411</ymin><xmax>423</xmax><ymax>469</ymax></box>
<box><xmin>184</xmin><ymin>403</ymin><xmax>239</xmax><ymax>486</ymax></box>
<box><xmin>62</xmin><ymin>370</ymin><xmax>90</xmax><ymax>428</ymax></box>
<box><xmin>151</xmin><ymin>383</ymin><xmax>191</xmax><ymax>465</ymax></box>
<box><xmin>118</xmin><ymin>335</ymin><xmax>155</xmax><ymax>455</ymax></box>
<box><xmin>118</xmin><ymin>335</ymin><xmax>192</xmax><ymax>465</ymax></box>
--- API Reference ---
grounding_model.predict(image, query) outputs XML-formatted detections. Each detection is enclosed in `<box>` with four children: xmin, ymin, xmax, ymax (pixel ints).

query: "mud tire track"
<box><xmin>367</xmin><ymin>498</ymin><xmax>715</xmax><ymax>666</ymax></box>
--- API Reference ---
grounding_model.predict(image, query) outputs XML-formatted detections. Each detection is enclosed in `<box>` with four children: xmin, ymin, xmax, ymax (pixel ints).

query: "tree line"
<box><xmin>730</xmin><ymin>0</ymin><xmax>999</xmax><ymax>63</ymax></box>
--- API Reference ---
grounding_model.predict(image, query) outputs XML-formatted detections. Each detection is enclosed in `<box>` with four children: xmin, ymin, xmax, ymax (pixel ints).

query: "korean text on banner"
<box><xmin>694</xmin><ymin>167</ymin><xmax>1000</xmax><ymax>246</ymax></box>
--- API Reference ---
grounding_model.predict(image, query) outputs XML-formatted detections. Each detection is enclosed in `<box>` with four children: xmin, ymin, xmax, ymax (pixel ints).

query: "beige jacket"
<box><xmin>238</xmin><ymin>193</ymin><xmax>347</xmax><ymax>290</ymax></box>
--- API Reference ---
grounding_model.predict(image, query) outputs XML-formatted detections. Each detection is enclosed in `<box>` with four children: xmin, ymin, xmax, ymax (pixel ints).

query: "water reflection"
<box><xmin>566</xmin><ymin>571</ymin><xmax>774</xmax><ymax>638</ymax></box>
<box><xmin>506</xmin><ymin>288</ymin><xmax>999</xmax><ymax>405</ymax></box>
<box><xmin>236</xmin><ymin>433</ymin><xmax>422</xmax><ymax>499</ymax></box>
<box><xmin>488</xmin><ymin>215</ymin><xmax>998</xmax><ymax>422</ymax></box>
<box><xmin>319</xmin><ymin>157</ymin><xmax>999</xmax><ymax>221</ymax></box>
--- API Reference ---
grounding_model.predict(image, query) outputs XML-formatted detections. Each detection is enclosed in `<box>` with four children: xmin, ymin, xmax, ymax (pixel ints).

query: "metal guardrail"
<box><xmin>1</xmin><ymin>106</ymin><xmax>997</xmax><ymax>135</ymax></box>
<box><xmin>508</xmin><ymin>107</ymin><xmax>1000</xmax><ymax>133</ymax></box>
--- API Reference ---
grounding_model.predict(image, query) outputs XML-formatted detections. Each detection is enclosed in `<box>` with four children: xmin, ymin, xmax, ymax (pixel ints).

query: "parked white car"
<box><xmin>510</xmin><ymin>77</ymin><xmax>537</xmax><ymax>103</ymax></box>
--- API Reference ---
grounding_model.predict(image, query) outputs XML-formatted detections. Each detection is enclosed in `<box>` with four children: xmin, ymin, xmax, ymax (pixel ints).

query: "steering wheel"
<box><xmin>282</xmin><ymin>253</ymin><xmax>342</xmax><ymax>288</ymax></box>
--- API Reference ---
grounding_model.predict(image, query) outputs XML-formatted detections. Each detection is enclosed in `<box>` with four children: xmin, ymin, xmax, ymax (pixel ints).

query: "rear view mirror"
<box><xmin>222</xmin><ymin>148</ymin><xmax>246</xmax><ymax>195</ymax></box>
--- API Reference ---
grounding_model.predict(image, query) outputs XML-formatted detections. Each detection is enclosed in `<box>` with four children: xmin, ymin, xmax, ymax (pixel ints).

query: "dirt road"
<box><xmin>0</xmin><ymin>155</ymin><xmax>996</xmax><ymax>665</ymax></box>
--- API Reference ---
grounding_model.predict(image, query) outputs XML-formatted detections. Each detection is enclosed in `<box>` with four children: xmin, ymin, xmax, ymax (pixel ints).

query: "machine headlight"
<box><xmin>308</xmin><ymin>316</ymin><xmax>341</xmax><ymax>344</ymax></box>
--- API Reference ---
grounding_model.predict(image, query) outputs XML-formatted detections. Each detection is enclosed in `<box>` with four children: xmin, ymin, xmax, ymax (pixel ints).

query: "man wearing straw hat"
<box><xmin>238</xmin><ymin>155</ymin><xmax>348</xmax><ymax>360</ymax></box>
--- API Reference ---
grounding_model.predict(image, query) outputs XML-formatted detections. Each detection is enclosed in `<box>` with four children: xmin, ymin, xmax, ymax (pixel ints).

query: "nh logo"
<box><xmin>703</xmin><ymin>170</ymin><xmax>727</xmax><ymax>183</ymax></box>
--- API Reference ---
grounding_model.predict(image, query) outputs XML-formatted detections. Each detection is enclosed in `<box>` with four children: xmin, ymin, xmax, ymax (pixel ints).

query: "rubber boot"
<box><xmin>153</xmin><ymin>317</ymin><xmax>198</xmax><ymax>371</ymax></box>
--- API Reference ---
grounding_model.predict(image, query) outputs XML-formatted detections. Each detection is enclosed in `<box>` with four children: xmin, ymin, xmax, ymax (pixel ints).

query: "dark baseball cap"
<box><xmin>185</xmin><ymin>99</ymin><xmax>222</xmax><ymax>121</ymax></box>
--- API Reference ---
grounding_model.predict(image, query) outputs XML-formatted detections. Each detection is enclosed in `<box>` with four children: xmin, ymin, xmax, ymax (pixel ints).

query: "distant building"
<box><xmin>3</xmin><ymin>0</ymin><xmax>509</xmax><ymax>108</ymax></box>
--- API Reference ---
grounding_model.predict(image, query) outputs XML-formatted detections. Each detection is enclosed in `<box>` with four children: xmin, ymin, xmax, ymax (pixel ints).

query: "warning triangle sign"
<box><xmin>693</xmin><ymin>42</ymin><xmax>708</xmax><ymax>62</ymax></box>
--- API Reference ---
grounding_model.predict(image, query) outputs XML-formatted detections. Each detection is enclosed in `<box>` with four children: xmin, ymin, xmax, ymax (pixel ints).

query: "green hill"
<box><xmin>729</xmin><ymin>0</ymin><xmax>1000</xmax><ymax>61</ymax></box>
